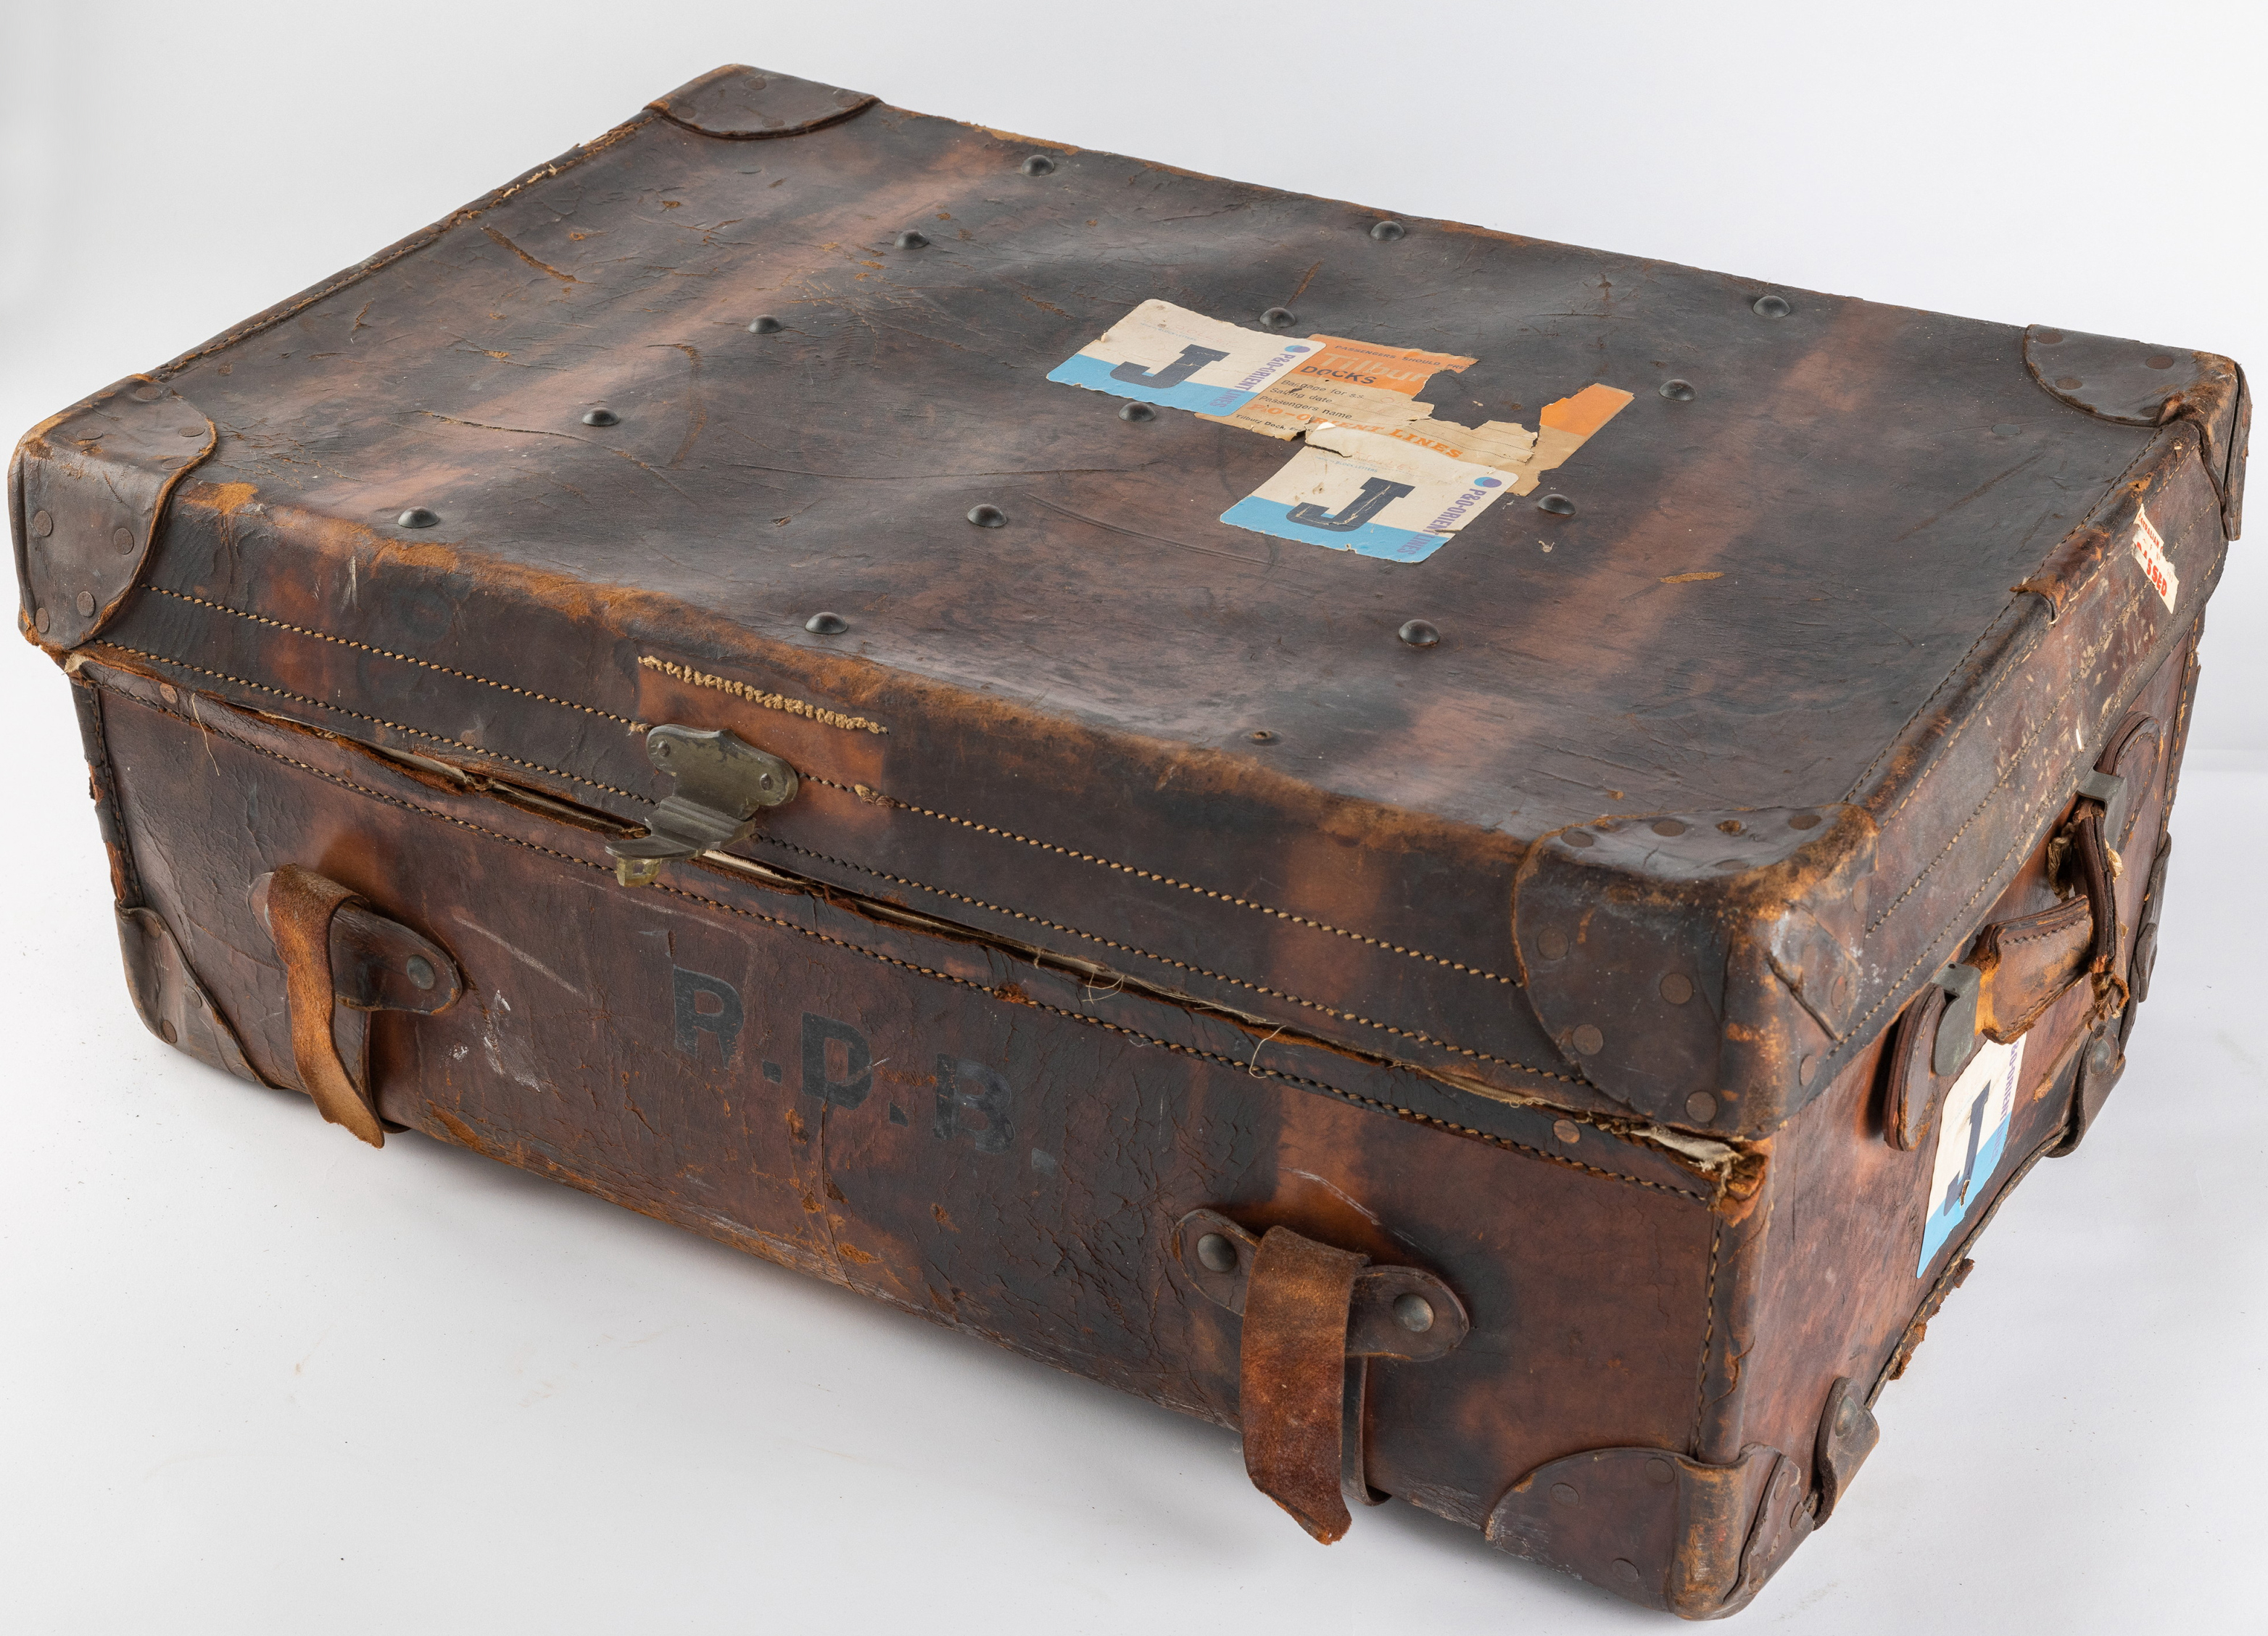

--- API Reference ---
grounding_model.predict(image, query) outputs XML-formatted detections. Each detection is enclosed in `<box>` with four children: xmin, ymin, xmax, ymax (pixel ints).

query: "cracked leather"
<box><xmin>12</xmin><ymin>64</ymin><xmax>2238</xmax><ymax>1617</ymax></box>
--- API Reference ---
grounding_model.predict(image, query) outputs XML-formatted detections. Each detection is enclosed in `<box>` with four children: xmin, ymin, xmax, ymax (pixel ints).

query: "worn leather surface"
<box><xmin>83</xmin><ymin>669</ymin><xmax>1730</xmax><ymax>1540</ymax></box>
<box><xmin>262</xmin><ymin>865</ymin><xmax>388</xmax><ymax>1145</ymax></box>
<box><xmin>1240</xmin><ymin>1227</ymin><xmax>1366</xmax><ymax>1544</ymax></box>
<box><xmin>13</xmin><ymin>72</ymin><xmax>2232</xmax><ymax>1137</ymax></box>
<box><xmin>11</xmin><ymin>65</ymin><xmax>2236</xmax><ymax>1615</ymax></box>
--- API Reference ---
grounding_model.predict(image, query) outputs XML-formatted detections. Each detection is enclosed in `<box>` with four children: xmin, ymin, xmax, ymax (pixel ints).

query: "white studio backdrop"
<box><xmin>2</xmin><ymin>4</ymin><xmax>2264</xmax><ymax>1631</ymax></box>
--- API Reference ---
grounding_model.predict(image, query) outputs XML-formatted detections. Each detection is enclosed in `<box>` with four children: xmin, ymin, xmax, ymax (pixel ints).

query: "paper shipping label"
<box><xmin>2130</xmin><ymin>506</ymin><xmax>2180</xmax><ymax>610</ymax></box>
<box><xmin>1917</xmin><ymin>1034</ymin><xmax>2025</xmax><ymax>1274</ymax></box>
<box><xmin>1219</xmin><ymin>425</ymin><xmax>1513</xmax><ymax>563</ymax></box>
<box><xmin>1047</xmin><ymin>300</ymin><xmax>1317</xmax><ymax>415</ymax></box>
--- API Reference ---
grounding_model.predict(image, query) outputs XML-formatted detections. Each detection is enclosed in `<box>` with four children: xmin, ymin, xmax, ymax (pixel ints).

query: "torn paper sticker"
<box><xmin>1917</xmin><ymin>1034</ymin><xmax>2024</xmax><ymax>1274</ymax></box>
<box><xmin>1219</xmin><ymin>425</ymin><xmax>1513</xmax><ymax>562</ymax></box>
<box><xmin>1047</xmin><ymin>300</ymin><xmax>1317</xmax><ymax>415</ymax></box>
<box><xmin>1199</xmin><ymin>334</ymin><xmax>1477</xmax><ymax>440</ymax></box>
<box><xmin>2130</xmin><ymin>505</ymin><xmax>2179</xmax><ymax>610</ymax></box>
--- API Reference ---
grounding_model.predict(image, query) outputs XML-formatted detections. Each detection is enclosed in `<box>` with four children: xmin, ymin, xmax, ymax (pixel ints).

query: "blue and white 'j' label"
<box><xmin>1917</xmin><ymin>1035</ymin><xmax>2026</xmax><ymax>1274</ymax></box>
<box><xmin>1047</xmin><ymin>299</ymin><xmax>1315</xmax><ymax>414</ymax></box>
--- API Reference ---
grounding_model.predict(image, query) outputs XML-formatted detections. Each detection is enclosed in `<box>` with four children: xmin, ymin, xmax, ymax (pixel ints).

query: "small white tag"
<box><xmin>2130</xmin><ymin>505</ymin><xmax>2179</xmax><ymax>610</ymax></box>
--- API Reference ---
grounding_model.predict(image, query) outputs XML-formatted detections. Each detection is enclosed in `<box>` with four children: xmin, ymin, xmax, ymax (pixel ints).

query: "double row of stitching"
<box><xmin>1865</xmin><ymin>581</ymin><xmax>2148</xmax><ymax>939</ymax></box>
<box><xmin>152</xmin><ymin>589</ymin><xmax>1522</xmax><ymax>987</ymax></box>
<box><xmin>146</xmin><ymin>589</ymin><xmax>647</xmax><ymax>726</ymax></box>
<box><xmin>750</xmin><ymin>830</ymin><xmax>1585</xmax><ymax>1085</ymax></box>
<box><xmin>800</xmin><ymin>776</ymin><xmax>1523</xmax><ymax>987</ymax></box>
<box><xmin>123</xmin><ymin>682</ymin><xmax>1699</xmax><ymax>1203</ymax></box>
<box><xmin>112</xmin><ymin>645</ymin><xmax>651</xmax><ymax>802</ymax></box>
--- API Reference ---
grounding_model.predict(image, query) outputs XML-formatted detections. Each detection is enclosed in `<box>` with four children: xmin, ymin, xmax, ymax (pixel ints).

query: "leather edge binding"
<box><xmin>647</xmin><ymin>64</ymin><xmax>879</xmax><ymax>140</ymax></box>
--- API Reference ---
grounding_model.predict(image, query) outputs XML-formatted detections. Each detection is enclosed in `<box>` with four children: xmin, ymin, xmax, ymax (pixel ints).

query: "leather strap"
<box><xmin>1240</xmin><ymin>1226</ymin><xmax>1367</xmax><ymax>1544</ymax></box>
<box><xmin>267</xmin><ymin>864</ymin><xmax>387</xmax><ymax>1147</ymax></box>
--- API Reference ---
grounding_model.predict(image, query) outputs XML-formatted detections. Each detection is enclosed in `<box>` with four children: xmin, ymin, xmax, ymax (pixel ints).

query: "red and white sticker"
<box><xmin>2130</xmin><ymin>506</ymin><xmax>2179</xmax><ymax>610</ymax></box>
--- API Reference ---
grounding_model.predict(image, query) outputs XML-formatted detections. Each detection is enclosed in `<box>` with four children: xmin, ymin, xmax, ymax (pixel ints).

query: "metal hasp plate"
<box><xmin>609</xmin><ymin>724</ymin><xmax>800</xmax><ymax>885</ymax></box>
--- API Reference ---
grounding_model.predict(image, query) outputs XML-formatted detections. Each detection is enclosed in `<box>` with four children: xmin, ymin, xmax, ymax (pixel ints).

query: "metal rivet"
<box><xmin>1261</xmin><ymin>306</ymin><xmax>1297</xmax><ymax>330</ymax></box>
<box><xmin>1685</xmin><ymin>1091</ymin><xmax>1719</xmax><ymax>1122</ymax></box>
<box><xmin>1834</xmin><ymin>1398</ymin><xmax>1855</xmax><ymax>1434</ymax></box>
<box><xmin>1651</xmin><ymin>818</ymin><xmax>1686</xmax><ymax>836</ymax></box>
<box><xmin>405</xmin><ymin>955</ymin><xmax>436</xmax><ymax>991</ymax></box>
<box><xmin>582</xmin><ymin>407</ymin><xmax>620</xmax><ymax>427</ymax></box>
<box><xmin>1396</xmin><ymin>619</ymin><xmax>1439</xmax><ymax>648</ymax></box>
<box><xmin>178</xmin><ymin>425</ymin><xmax>204</xmax><ymax>438</ymax></box>
<box><xmin>1570</xmin><ymin>1024</ymin><xmax>1605</xmax><ymax>1056</ymax></box>
<box><xmin>1659</xmin><ymin>378</ymin><xmax>1696</xmax><ymax>402</ymax></box>
<box><xmin>159</xmin><ymin>684</ymin><xmax>179</xmax><ymax>705</ymax></box>
<box><xmin>1369</xmin><ymin>219</ymin><xmax>1406</xmax><ymax>241</ymax></box>
<box><xmin>35</xmin><ymin>607</ymin><xmax>51</xmax><ymax>634</ymax></box>
<box><xmin>1118</xmin><ymin>401</ymin><xmax>1156</xmax><ymax>423</ymax></box>
<box><xmin>1392</xmin><ymin>1292</ymin><xmax>1434</xmax><ymax>1332</ymax></box>
<box><xmin>397</xmin><ymin>507</ymin><xmax>439</xmax><ymax>529</ymax></box>
<box><xmin>1612</xmin><ymin>1560</ymin><xmax>1640</xmax><ymax>1584</ymax></box>
<box><xmin>1019</xmin><ymin>154</ymin><xmax>1056</xmax><ymax>175</ymax></box>
<box><xmin>1646</xmin><ymin>1457</ymin><xmax>1676</xmax><ymax>1487</ymax></box>
<box><xmin>2054</xmin><ymin>375</ymin><xmax>2083</xmax><ymax>391</ymax></box>
<box><xmin>2144</xmin><ymin>353</ymin><xmax>2176</xmax><ymax>370</ymax></box>
<box><xmin>1536</xmin><ymin>493</ymin><xmax>1576</xmax><ymax>517</ymax></box>
<box><xmin>1553</xmin><ymin>1118</ymin><xmax>1581</xmax><ymax>1144</ymax></box>
<box><xmin>131</xmin><ymin>383</ymin><xmax>162</xmax><ymax>402</ymax></box>
<box><xmin>894</xmin><ymin>230</ymin><xmax>929</xmax><ymax>249</ymax></box>
<box><xmin>112</xmin><ymin>526</ymin><xmax>136</xmax><ymax>555</ymax></box>
<box><xmin>1752</xmin><ymin>294</ymin><xmax>1792</xmax><ymax>319</ymax></box>
<box><xmin>75</xmin><ymin>590</ymin><xmax>96</xmax><ymax>616</ymax></box>
<box><xmin>1717</xmin><ymin>818</ymin><xmax>1744</xmax><ymax>834</ymax></box>
<box><xmin>1551</xmin><ymin>1483</ymin><xmax>1580</xmax><ymax>1506</ymax></box>
<box><xmin>1660</xmin><ymin>972</ymin><xmax>1694</xmax><ymax>1005</ymax></box>
<box><xmin>655</xmin><ymin>743</ymin><xmax>674</xmax><ymax>759</ymax></box>
<box><xmin>967</xmin><ymin>503</ymin><xmax>1007</xmax><ymax>528</ymax></box>
<box><xmin>748</xmin><ymin>315</ymin><xmax>784</xmax><ymax>334</ymax></box>
<box><xmin>2033</xmin><ymin>328</ymin><xmax>2064</xmax><ymax>345</ymax></box>
<box><xmin>30</xmin><ymin>509</ymin><xmax>53</xmax><ymax>536</ymax></box>
<box><xmin>158</xmin><ymin>1019</ymin><xmax>178</xmax><ymax>1045</ymax></box>
<box><xmin>1563</xmin><ymin>831</ymin><xmax>1595</xmax><ymax>849</ymax></box>
<box><xmin>1196</xmin><ymin>1232</ymin><xmax>1238</xmax><ymax>1274</ymax></box>
<box><xmin>1248</xmin><ymin>729</ymin><xmax>1275</xmax><ymax>743</ymax></box>
<box><xmin>805</xmin><ymin>612</ymin><xmax>848</xmax><ymax>635</ymax></box>
<box><xmin>1536</xmin><ymin>927</ymin><xmax>1570</xmax><ymax>960</ymax></box>
<box><xmin>1800</xmin><ymin>1053</ymin><xmax>1819</xmax><ymax>1085</ymax></box>
<box><xmin>1788</xmin><ymin>812</ymin><xmax>1821</xmax><ymax>830</ymax></box>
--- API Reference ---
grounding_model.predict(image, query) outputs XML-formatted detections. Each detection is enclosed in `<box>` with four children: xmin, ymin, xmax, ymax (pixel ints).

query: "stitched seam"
<box><xmin>128</xmin><ymin>689</ymin><xmax>1700</xmax><ymax>1202</ymax></box>
<box><xmin>1845</xmin><ymin>433</ymin><xmax>2166</xmax><ymax>805</ymax></box>
<box><xmin>1690</xmin><ymin>1216</ymin><xmax>1723</xmax><ymax>1453</ymax></box>
<box><xmin>803</xmin><ymin>775</ymin><xmax>1523</xmax><ymax>987</ymax></box>
<box><xmin>638</xmin><ymin>655</ymin><xmax>887</xmax><ymax>735</ymax></box>
<box><xmin>1863</xmin><ymin>676</ymin><xmax>2093</xmax><ymax>937</ymax></box>
<box><xmin>749</xmin><ymin>831</ymin><xmax>1586</xmax><ymax>1085</ymax></box>
<box><xmin>1844</xmin><ymin>819</ymin><xmax>2044</xmax><ymax>1045</ymax></box>
<box><xmin>1864</xmin><ymin>585</ymin><xmax>2145</xmax><ymax>939</ymax></box>
<box><xmin>146</xmin><ymin>588</ymin><xmax>647</xmax><ymax>726</ymax></box>
<box><xmin>147</xmin><ymin>589</ymin><xmax>1521</xmax><ymax>986</ymax></box>
<box><xmin>112</xmin><ymin>646</ymin><xmax>651</xmax><ymax>802</ymax></box>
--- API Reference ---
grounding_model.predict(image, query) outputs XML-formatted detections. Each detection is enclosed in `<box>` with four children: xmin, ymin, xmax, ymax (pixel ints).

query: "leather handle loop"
<box><xmin>1240</xmin><ymin>1226</ymin><xmax>1367</xmax><ymax>1545</ymax></box>
<box><xmin>265</xmin><ymin>864</ymin><xmax>388</xmax><ymax>1147</ymax></box>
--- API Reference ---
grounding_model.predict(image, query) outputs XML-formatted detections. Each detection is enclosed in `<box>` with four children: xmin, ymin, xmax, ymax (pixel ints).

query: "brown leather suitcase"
<box><xmin>10</xmin><ymin>64</ymin><xmax>2246</xmax><ymax>1617</ymax></box>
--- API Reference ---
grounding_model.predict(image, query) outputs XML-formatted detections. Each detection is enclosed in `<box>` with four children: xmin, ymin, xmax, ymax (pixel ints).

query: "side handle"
<box><xmin>1175</xmin><ymin>1209</ymin><xmax>1468</xmax><ymax>1543</ymax></box>
<box><xmin>253</xmin><ymin>865</ymin><xmax>462</xmax><ymax>1147</ymax></box>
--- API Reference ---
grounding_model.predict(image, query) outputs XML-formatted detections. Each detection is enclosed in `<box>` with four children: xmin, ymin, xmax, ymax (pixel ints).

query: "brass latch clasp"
<box><xmin>608</xmin><ymin>724</ymin><xmax>800</xmax><ymax>886</ymax></box>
